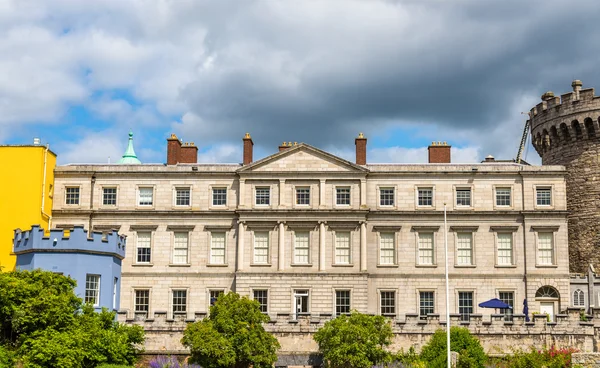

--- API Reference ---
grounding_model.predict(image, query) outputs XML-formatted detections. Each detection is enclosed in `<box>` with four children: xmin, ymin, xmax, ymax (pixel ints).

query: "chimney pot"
<box><xmin>279</xmin><ymin>141</ymin><xmax>292</xmax><ymax>152</ymax></box>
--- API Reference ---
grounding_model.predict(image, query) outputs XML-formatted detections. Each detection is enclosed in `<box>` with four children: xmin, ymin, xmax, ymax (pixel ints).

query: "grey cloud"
<box><xmin>173</xmin><ymin>0</ymin><xmax>600</xmax><ymax>161</ymax></box>
<box><xmin>4</xmin><ymin>0</ymin><xmax>600</xmax><ymax>164</ymax></box>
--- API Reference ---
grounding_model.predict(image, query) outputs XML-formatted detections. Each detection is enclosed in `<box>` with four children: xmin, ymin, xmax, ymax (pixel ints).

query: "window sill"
<box><xmin>332</xmin><ymin>264</ymin><xmax>354</xmax><ymax>267</ymax></box>
<box><xmin>535</xmin><ymin>264</ymin><xmax>558</xmax><ymax>268</ymax></box>
<box><xmin>132</xmin><ymin>263</ymin><xmax>154</xmax><ymax>267</ymax></box>
<box><xmin>169</xmin><ymin>263</ymin><xmax>191</xmax><ymax>267</ymax></box>
<box><xmin>172</xmin><ymin>206</ymin><xmax>192</xmax><ymax>210</ymax></box>
<box><xmin>335</xmin><ymin>204</ymin><xmax>351</xmax><ymax>208</ymax></box>
<box><xmin>290</xmin><ymin>263</ymin><xmax>313</xmax><ymax>267</ymax></box>
<box><xmin>376</xmin><ymin>264</ymin><xmax>399</xmax><ymax>268</ymax></box>
<box><xmin>454</xmin><ymin>206</ymin><xmax>474</xmax><ymax>210</ymax></box>
<box><xmin>416</xmin><ymin>206</ymin><xmax>435</xmax><ymax>210</ymax></box>
<box><xmin>415</xmin><ymin>264</ymin><xmax>437</xmax><ymax>268</ymax></box>
<box><xmin>100</xmin><ymin>205</ymin><xmax>118</xmax><ymax>209</ymax></box>
<box><xmin>495</xmin><ymin>264</ymin><xmax>517</xmax><ymax>268</ymax></box>
<box><xmin>455</xmin><ymin>265</ymin><xmax>477</xmax><ymax>268</ymax></box>
<box><xmin>250</xmin><ymin>263</ymin><xmax>272</xmax><ymax>267</ymax></box>
<box><xmin>136</xmin><ymin>206</ymin><xmax>155</xmax><ymax>210</ymax></box>
<box><xmin>206</xmin><ymin>264</ymin><xmax>229</xmax><ymax>267</ymax></box>
<box><xmin>209</xmin><ymin>206</ymin><xmax>228</xmax><ymax>210</ymax></box>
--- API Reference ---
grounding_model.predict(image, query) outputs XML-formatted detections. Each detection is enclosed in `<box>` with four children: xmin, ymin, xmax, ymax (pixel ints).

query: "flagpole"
<box><xmin>444</xmin><ymin>203</ymin><xmax>450</xmax><ymax>368</ymax></box>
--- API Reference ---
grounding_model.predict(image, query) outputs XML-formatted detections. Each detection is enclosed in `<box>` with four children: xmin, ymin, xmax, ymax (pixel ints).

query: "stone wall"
<box><xmin>572</xmin><ymin>353</ymin><xmax>600</xmax><ymax>367</ymax></box>
<box><xmin>119</xmin><ymin>308</ymin><xmax>597</xmax><ymax>356</ymax></box>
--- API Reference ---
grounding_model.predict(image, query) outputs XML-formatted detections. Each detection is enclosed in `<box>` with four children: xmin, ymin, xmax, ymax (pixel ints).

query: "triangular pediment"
<box><xmin>238</xmin><ymin>144</ymin><xmax>368</xmax><ymax>173</ymax></box>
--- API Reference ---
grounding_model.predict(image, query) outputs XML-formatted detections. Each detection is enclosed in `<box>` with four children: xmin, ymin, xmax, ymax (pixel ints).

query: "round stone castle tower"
<box><xmin>529</xmin><ymin>80</ymin><xmax>600</xmax><ymax>273</ymax></box>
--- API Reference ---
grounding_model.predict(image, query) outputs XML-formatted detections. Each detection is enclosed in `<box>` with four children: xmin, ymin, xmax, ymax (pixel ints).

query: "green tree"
<box><xmin>182</xmin><ymin>292</ymin><xmax>280</xmax><ymax>368</ymax></box>
<box><xmin>0</xmin><ymin>269</ymin><xmax>144</xmax><ymax>368</ymax></box>
<box><xmin>313</xmin><ymin>311</ymin><xmax>393</xmax><ymax>368</ymax></box>
<box><xmin>0</xmin><ymin>269</ymin><xmax>80</xmax><ymax>344</ymax></box>
<box><xmin>419</xmin><ymin>327</ymin><xmax>486</xmax><ymax>368</ymax></box>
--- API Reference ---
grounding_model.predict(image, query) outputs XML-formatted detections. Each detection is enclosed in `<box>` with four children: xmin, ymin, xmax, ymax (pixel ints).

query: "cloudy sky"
<box><xmin>2</xmin><ymin>0</ymin><xmax>600</xmax><ymax>165</ymax></box>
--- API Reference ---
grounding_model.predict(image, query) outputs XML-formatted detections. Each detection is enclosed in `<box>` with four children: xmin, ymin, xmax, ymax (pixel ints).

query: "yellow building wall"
<box><xmin>0</xmin><ymin>146</ymin><xmax>56</xmax><ymax>271</ymax></box>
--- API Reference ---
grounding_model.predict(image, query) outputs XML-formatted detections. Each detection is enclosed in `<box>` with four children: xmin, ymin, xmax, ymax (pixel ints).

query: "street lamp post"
<box><xmin>444</xmin><ymin>203</ymin><xmax>451</xmax><ymax>367</ymax></box>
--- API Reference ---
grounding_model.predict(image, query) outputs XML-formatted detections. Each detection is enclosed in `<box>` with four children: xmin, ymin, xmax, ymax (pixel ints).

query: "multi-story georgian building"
<box><xmin>51</xmin><ymin>133</ymin><xmax>570</xmax><ymax>350</ymax></box>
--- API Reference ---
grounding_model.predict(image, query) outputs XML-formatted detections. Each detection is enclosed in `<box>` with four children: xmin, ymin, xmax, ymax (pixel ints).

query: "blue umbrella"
<box><xmin>478</xmin><ymin>298</ymin><xmax>512</xmax><ymax>309</ymax></box>
<box><xmin>523</xmin><ymin>299</ymin><xmax>530</xmax><ymax>322</ymax></box>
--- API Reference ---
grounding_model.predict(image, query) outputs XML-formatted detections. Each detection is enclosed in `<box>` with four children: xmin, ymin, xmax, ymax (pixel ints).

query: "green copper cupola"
<box><xmin>118</xmin><ymin>131</ymin><xmax>142</xmax><ymax>164</ymax></box>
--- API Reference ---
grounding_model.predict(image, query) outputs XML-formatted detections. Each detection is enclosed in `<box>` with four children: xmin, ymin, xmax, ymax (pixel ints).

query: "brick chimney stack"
<box><xmin>166</xmin><ymin>134</ymin><xmax>198</xmax><ymax>165</ymax></box>
<box><xmin>243</xmin><ymin>133</ymin><xmax>254</xmax><ymax>165</ymax></box>
<box><xmin>180</xmin><ymin>142</ymin><xmax>198</xmax><ymax>163</ymax></box>
<box><xmin>428</xmin><ymin>141</ymin><xmax>451</xmax><ymax>163</ymax></box>
<box><xmin>167</xmin><ymin>134</ymin><xmax>182</xmax><ymax>165</ymax></box>
<box><xmin>278</xmin><ymin>142</ymin><xmax>298</xmax><ymax>152</ymax></box>
<box><xmin>355</xmin><ymin>133</ymin><xmax>367</xmax><ymax>165</ymax></box>
<box><xmin>279</xmin><ymin>142</ymin><xmax>291</xmax><ymax>152</ymax></box>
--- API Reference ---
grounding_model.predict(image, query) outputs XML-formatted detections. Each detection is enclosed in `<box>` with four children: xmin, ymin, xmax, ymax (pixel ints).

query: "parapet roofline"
<box><xmin>0</xmin><ymin>145</ymin><xmax>57</xmax><ymax>156</ymax></box>
<box><xmin>59</xmin><ymin>163</ymin><xmax>242</xmax><ymax>166</ymax></box>
<box><xmin>55</xmin><ymin>163</ymin><xmax>242</xmax><ymax>173</ymax></box>
<box><xmin>54</xmin><ymin>162</ymin><xmax>566</xmax><ymax>173</ymax></box>
<box><xmin>366</xmin><ymin>164</ymin><xmax>566</xmax><ymax>173</ymax></box>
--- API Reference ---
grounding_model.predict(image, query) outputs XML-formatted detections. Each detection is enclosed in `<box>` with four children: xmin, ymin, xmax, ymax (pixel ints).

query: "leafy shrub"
<box><xmin>489</xmin><ymin>346</ymin><xmax>579</xmax><ymax>368</ymax></box>
<box><xmin>314</xmin><ymin>311</ymin><xmax>393</xmax><ymax>368</ymax></box>
<box><xmin>18</xmin><ymin>305</ymin><xmax>144</xmax><ymax>368</ymax></box>
<box><xmin>95</xmin><ymin>364</ymin><xmax>134</xmax><ymax>368</ymax></box>
<box><xmin>150</xmin><ymin>355</ymin><xmax>201</xmax><ymax>368</ymax></box>
<box><xmin>182</xmin><ymin>292</ymin><xmax>279</xmax><ymax>368</ymax></box>
<box><xmin>0</xmin><ymin>270</ymin><xmax>145</xmax><ymax>368</ymax></box>
<box><xmin>148</xmin><ymin>355</ymin><xmax>201</xmax><ymax>368</ymax></box>
<box><xmin>0</xmin><ymin>344</ymin><xmax>14</xmax><ymax>368</ymax></box>
<box><xmin>373</xmin><ymin>358</ymin><xmax>427</xmax><ymax>368</ymax></box>
<box><xmin>419</xmin><ymin>327</ymin><xmax>486</xmax><ymax>368</ymax></box>
<box><xmin>393</xmin><ymin>347</ymin><xmax>426</xmax><ymax>367</ymax></box>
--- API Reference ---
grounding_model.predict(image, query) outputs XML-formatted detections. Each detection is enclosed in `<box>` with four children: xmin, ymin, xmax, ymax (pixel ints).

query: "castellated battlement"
<box><xmin>13</xmin><ymin>225</ymin><xmax>126</xmax><ymax>259</ymax></box>
<box><xmin>529</xmin><ymin>80</ymin><xmax>600</xmax><ymax>157</ymax></box>
<box><xmin>118</xmin><ymin>308</ymin><xmax>599</xmax><ymax>355</ymax></box>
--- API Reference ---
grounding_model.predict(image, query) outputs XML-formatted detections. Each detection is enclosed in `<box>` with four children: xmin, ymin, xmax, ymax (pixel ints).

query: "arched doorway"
<box><xmin>535</xmin><ymin>286</ymin><xmax>560</xmax><ymax>321</ymax></box>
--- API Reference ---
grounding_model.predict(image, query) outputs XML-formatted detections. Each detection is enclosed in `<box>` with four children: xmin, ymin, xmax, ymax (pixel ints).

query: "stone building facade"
<box><xmin>529</xmin><ymin>80</ymin><xmax>600</xmax><ymax>273</ymax></box>
<box><xmin>51</xmin><ymin>134</ymin><xmax>571</xmax><ymax>354</ymax></box>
